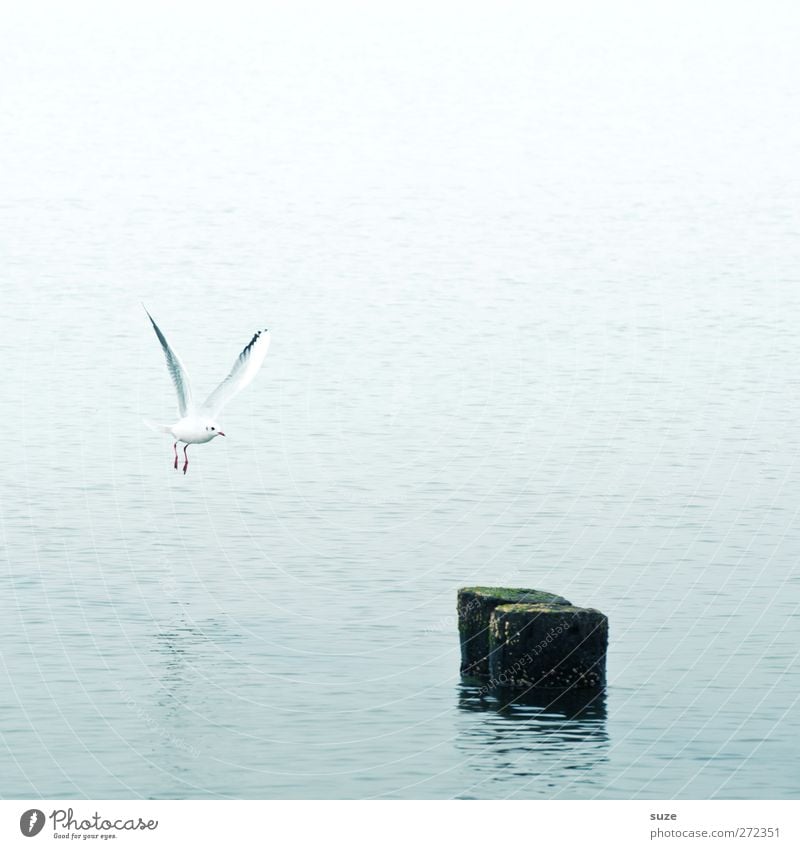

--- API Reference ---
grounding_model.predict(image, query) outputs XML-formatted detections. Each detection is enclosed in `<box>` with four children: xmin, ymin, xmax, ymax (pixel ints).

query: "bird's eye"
<box><xmin>211</xmin><ymin>427</ymin><xmax>215</xmax><ymax>431</ymax></box>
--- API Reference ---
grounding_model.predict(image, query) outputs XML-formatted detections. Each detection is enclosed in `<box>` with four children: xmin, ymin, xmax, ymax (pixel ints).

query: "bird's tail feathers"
<box><xmin>143</xmin><ymin>419</ymin><xmax>172</xmax><ymax>434</ymax></box>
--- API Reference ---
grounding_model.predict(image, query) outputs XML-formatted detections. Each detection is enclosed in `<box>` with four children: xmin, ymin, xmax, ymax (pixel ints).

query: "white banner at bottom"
<box><xmin>1</xmin><ymin>799</ymin><xmax>797</xmax><ymax>849</ymax></box>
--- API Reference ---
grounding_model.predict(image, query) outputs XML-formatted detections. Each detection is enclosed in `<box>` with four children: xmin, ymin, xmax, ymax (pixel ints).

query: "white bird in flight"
<box><xmin>144</xmin><ymin>307</ymin><xmax>271</xmax><ymax>474</ymax></box>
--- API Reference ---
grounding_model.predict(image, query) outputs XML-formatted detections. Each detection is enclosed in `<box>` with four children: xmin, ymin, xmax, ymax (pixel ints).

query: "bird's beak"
<box><xmin>218</xmin><ymin>431</ymin><xmax>226</xmax><ymax>437</ymax></box>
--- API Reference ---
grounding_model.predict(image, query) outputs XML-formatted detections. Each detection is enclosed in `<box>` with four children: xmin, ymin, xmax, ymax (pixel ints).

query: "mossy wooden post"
<box><xmin>457</xmin><ymin>586</ymin><xmax>571</xmax><ymax>677</ymax></box>
<box><xmin>488</xmin><ymin>603</ymin><xmax>608</xmax><ymax>689</ymax></box>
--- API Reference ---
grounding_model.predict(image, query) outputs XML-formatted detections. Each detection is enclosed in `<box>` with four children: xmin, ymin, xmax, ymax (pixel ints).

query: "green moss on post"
<box><xmin>457</xmin><ymin>586</ymin><xmax>571</xmax><ymax>677</ymax></box>
<box><xmin>488</xmin><ymin>603</ymin><xmax>608</xmax><ymax>689</ymax></box>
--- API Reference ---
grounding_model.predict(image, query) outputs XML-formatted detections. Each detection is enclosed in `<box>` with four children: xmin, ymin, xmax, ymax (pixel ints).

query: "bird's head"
<box><xmin>204</xmin><ymin>422</ymin><xmax>226</xmax><ymax>439</ymax></box>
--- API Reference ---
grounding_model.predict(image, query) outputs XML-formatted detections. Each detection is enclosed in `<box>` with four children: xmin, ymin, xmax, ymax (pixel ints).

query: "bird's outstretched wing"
<box><xmin>201</xmin><ymin>329</ymin><xmax>270</xmax><ymax>416</ymax></box>
<box><xmin>144</xmin><ymin>307</ymin><xmax>194</xmax><ymax>416</ymax></box>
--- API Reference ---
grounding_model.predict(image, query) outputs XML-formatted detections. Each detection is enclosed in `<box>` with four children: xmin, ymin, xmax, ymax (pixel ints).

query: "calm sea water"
<box><xmin>1</xmin><ymin>3</ymin><xmax>799</xmax><ymax>799</ymax></box>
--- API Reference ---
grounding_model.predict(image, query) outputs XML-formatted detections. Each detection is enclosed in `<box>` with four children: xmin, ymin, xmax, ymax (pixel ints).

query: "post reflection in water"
<box><xmin>456</xmin><ymin>683</ymin><xmax>610</xmax><ymax>798</ymax></box>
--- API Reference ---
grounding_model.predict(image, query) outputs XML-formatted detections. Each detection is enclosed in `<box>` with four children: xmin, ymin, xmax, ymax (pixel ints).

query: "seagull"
<box><xmin>143</xmin><ymin>307</ymin><xmax>271</xmax><ymax>474</ymax></box>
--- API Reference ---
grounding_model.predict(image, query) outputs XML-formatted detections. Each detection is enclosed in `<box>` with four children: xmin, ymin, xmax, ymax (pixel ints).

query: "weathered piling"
<box><xmin>457</xmin><ymin>586</ymin><xmax>608</xmax><ymax>690</ymax></box>
<box><xmin>457</xmin><ymin>586</ymin><xmax>571</xmax><ymax>677</ymax></box>
<box><xmin>488</xmin><ymin>603</ymin><xmax>608</xmax><ymax>689</ymax></box>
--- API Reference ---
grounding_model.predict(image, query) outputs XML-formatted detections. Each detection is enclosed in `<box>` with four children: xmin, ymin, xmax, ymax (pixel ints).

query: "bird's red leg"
<box><xmin>183</xmin><ymin>444</ymin><xmax>189</xmax><ymax>475</ymax></box>
<box><xmin>173</xmin><ymin>442</ymin><xmax>178</xmax><ymax>470</ymax></box>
